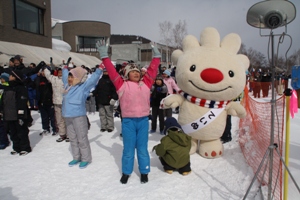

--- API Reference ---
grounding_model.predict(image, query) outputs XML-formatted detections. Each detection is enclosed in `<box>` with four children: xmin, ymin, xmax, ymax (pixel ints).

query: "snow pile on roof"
<box><xmin>52</xmin><ymin>38</ymin><xmax>71</xmax><ymax>52</ymax></box>
<box><xmin>51</xmin><ymin>18</ymin><xmax>68</xmax><ymax>28</ymax></box>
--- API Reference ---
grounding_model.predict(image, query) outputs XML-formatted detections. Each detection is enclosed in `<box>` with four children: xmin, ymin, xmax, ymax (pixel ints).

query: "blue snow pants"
<box><xmin>122</xmin><ymin>116</ymin><xmax>150</xmax><ymax>175</ymax></box>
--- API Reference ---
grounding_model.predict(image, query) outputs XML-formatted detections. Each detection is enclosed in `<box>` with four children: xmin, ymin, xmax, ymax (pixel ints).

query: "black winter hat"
<box><xmin>155</xmin><ymin>74</ymin><xmax>163</xmax><ymax>81</ymax></box>
<box><xmin>14</xmin><ymin>55</ymin><xmax>22</xmax><ymax>62</ymax></box>
<box><xmin>164</xmin><ymin>117</ymin><xmax>182</xmax><ymax>135</ymax></box>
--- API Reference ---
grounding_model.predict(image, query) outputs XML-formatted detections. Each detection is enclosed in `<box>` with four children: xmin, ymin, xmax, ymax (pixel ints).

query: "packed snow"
<box><xmin>0</xmin><ymin>109</ymin><xmax>299</xmax><ymax>200</ymax></box>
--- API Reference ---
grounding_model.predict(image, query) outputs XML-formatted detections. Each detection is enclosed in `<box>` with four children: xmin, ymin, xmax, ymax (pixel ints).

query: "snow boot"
<box><xmin>140</xmin><ymin>174</ymin><xmax>148</xmax><ymax>184</ymax></box>
<box><xmin>79</xmin><ymin>161</ymin><xmax>89</xmax><ymax>169</ymax></box>
<box><xmin>120</xmin><ymin>173</ymin><xmax>130</xmax><ymax>184</ymax></box>
<box><xmin>68</xmin><ymin>160</ymin><xmax>80</xmax><ymax>167</ymax></box>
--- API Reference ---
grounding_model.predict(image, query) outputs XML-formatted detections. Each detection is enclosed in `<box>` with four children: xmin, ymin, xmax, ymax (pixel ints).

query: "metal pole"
<box><xmin>243</xmin><ymin>148</ymin><xmax>271</xmax><ymax>200</ymax></box>
<box><xmin>268</xmin><ymin>31</ymin><xmax>275</xmax><ymax>200</ymax></box>
<box><xmin>283</xmin><ymin>94</ymin><xmax>291</xmax><ymax>200</ymax></box>
<box><xmin>275</xmin><ymin>147</ymin><xmax>300</xmax><ymax>193</ymax></box>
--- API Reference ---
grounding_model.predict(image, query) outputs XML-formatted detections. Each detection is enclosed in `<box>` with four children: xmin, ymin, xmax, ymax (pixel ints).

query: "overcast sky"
<box><xmin>51</xmin><ymin>0</ymin><xmax>300</xmax><ymax>58</ymax></box>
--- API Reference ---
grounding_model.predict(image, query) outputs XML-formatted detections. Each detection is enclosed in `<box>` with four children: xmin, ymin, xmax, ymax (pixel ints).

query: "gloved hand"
<box><xmin>37</xmin><ymin>61</ymin><xmax>46</xmax><ymax>68</ymax></box>
<box><xmin>150</xmin><ymin>42</ymin><xmax>161</xmax><ymax>58</ymax></box>
<box><xmin>152</xmin><ymin>145</ymin><xmax>157</xmax><ymax>152</ymax></box>
<box><xmin>156</xmin><ymin>87</ymin><xmax>162</xmax><ymax>92</ymax></box>
<box><xmin>66</xmin><ymin>57</ymin><xmax>72</xmax><ymax>66</ymax></box>
<box><xmin>114</xmin><ymin>111</ymin><xmax>120</xmax><ymax>118</ymax></box>
<box><xmin>110</xmin><ymin>99</ymin><xmax>116</xmax><ymax>106</ymax></box>
<box><xmin>96</xmin><ymin>38</ymin><xmax>110</xmax><ymax>59</ymax></box>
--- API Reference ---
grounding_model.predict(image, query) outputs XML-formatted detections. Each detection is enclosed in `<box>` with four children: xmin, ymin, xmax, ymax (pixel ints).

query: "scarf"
<box><xmin>178</xmin><ymin>90</ymin><xmax>230</xmax><ymax>108</ymax></box>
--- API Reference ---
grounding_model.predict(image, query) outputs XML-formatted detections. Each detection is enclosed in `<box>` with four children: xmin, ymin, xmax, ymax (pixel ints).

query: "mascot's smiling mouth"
<box><xmin>189</xmin><ymin>80</ymin><xmax>232</xmax><ymax>92</ymax></box>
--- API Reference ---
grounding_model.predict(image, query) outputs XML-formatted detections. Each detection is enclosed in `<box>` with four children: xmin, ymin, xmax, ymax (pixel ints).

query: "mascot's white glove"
<box><xmin>110</xmin><ymin>99</ymin><xmax>116</xmax><ymax>106</ymax></box>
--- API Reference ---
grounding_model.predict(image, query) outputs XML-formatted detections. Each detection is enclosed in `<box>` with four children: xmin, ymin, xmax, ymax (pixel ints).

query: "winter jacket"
<box><xmin>163</xmin><ymin>77</ymin><xmax>180</xmax><ymax>95</ymax></box>
<box><xmin>0</xmin><ymin>80</ymin><xmax>29</xmax><ymax>121</ymax></box>
<box><xmin>154</xmin><ymin>129</ymin><xmax>191</xmax><ymax>169</ymax></box>
<box><xmin>62</xmin><ymin>68</ymin><xmax>102</xmax><ymax>118</ymax></box>
<box><xmin>36</xmin><ymin>76</ymin><xmax>53</xmax><ymax>106</ymax></box>
<box><xmin>93</xmin><ymin>74</ymin><xmax>118</xmax><ymax>105</ymax></box>
<box><xmin>24</xmin><ymin>74</ymin><xmax>37</xmax><ymax>89</ymax></box>
<box><xmin>4</xmin><ymin>63</ymin><xmax>43</xmax><ymax>79</ymax></box>
<box><xmin>103</xmin><ymin>57</ymin><xmax>160</xmax><ymax>118</ymax></box>
<box><xmin>44</xmin><ymin>68</ymin><xmax>64</xmax><ymax>105</ymax></box>
<box><xmin>150</xmin><ymin>83</ymin><xmax>167</xmax><ymax>107</ymax></box>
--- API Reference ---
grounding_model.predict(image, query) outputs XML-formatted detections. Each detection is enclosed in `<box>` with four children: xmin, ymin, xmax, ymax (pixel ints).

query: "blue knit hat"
<box><xmin>163</xmin><ymin>69</ymin><xmax>171</xmax><ymax>76</ymax></box>
<box><xmin>164</xmin><ymin>117</ymin><xmax>182</xmax><ymax>135</ymax></box>
<box><xmin>0</xmin><ymin>73</ymin><xmax>9</xmax><ymax>82</ymax></box>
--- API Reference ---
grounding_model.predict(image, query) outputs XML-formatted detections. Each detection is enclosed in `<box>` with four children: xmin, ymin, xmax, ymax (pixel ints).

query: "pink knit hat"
<box><xmin>69</xmin><ymin>67</ymin><xmax>88</xmax><ymax>85</ymax></box>
<box><xmin>69</xmin><ymin>67</ymin><xmax>87</xmax><ymax>80</ymax></box>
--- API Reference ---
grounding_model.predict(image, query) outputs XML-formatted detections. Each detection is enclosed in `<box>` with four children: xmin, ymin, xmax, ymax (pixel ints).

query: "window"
<box><xmin>77</xmin><ymin>36</ymin><xmax>104</xmax><ymax>52</ymax></box>
<box><xmin>162</xmin><ymin>52</ymin><xmax>166</xmax><ymax>62</ymax></box>
<box><xmin>13</xmin><ymin>0</ymin><xmax>44</xmax><ymax>34</ymax></box>
<box><xmin>52</xmin><ymin>36</ymin><xmax>62</xmax><ymax>40</ymax></box>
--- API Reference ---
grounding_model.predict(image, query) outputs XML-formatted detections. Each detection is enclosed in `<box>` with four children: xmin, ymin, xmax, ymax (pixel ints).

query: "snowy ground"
<box><xmin>0</xmin><ymin>109</ymin><xmax>299</xmax><ymax>200</ymax></box>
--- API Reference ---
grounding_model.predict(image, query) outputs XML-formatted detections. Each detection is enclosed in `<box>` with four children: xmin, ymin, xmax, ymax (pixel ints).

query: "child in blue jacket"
<box><xmin>62</xmin><ymin>65</ymin><xmax>103</xmax><ymax>169</ymax></box>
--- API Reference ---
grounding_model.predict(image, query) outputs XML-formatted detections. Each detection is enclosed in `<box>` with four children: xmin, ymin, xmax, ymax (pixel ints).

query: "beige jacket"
<box><xmin>44</xmin><ymin>69</ymin><xmax>64</xmax><ymax>105</ymax></box>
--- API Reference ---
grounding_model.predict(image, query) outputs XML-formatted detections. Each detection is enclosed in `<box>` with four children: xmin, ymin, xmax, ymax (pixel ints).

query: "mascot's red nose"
<box><xmin>200</xmin><ymin>68</ymin><xmax>223</xmax><ymax>84</ymax></box>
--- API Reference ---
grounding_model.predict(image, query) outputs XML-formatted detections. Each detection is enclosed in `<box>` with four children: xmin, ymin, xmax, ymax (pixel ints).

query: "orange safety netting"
<box><xmin>239</xmin><ymin>84</ymin><xmax>285</xmax><ymax>200</ymax></box>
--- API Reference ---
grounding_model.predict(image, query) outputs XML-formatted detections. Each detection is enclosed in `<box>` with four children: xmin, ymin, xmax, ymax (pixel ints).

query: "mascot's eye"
<box><xmin>228</xmin><ymin>70</ymin><xmax>234</xmax><ymax>77</ymax></box>
<box><xmin>190</xmin><ymin>65</ymin><xmax>196</xmax><ymax>72</ymax></box>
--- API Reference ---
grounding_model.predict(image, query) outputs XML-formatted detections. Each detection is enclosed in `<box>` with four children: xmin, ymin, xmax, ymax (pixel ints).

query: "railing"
<box><xmin>77</xmin><ymin>44</ymin><xmax>98</xmax><ymax>53</ymax></box>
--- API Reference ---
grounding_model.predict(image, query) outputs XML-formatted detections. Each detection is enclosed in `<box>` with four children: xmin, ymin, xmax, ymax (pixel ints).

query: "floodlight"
<box><xmin>247</xmin><ymin>0</ymin><xmax>296</xmax><ymax>29</ymax></box>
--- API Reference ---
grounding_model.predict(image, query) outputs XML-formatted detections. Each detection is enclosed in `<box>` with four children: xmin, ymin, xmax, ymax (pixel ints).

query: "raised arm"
<box><xmin>62</xmin><ymin>66</ymin><xmax>69</xmax><ymax>87</ymax></box>
<box><xmin>143</xmin><ymin>43</ymin><xmax>161</xmax><ymax>88</ymax></box>
<box><xmin>44</xmin><ymin>68</ymin><xmax>57</xmax><ymax>84</ymax></box>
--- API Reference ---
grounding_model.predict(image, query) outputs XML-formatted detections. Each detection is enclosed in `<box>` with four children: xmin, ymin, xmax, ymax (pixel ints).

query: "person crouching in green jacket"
<box><xmin>153</xmin><ymin>117</ymin><xmax>192</xmax><ymax>175</ymax></box>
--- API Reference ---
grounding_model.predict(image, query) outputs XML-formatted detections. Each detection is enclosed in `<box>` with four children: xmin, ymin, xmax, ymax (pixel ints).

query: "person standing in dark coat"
<box><xmin>220</xmin><ymin>115</ymin><xmax>232</xmax><ymax>143</ymax></box>
<box><xmin>36</xmin><ymin>67</ymin><xmax>57</xmax><ymax>136</ymax></box>
<box><xmin>0</xmin><ymin>70</ymin><xmax>31</xmax><ymax>155</ymax></box>
<box><xmin>93</xmin><ymin>68</ymin><xmax>118</xmax><ymax>132</ymax></box>
<box><xmin>25</xmin><ymin>63</ymin><xmax>39</xmax><ymax>110</ymax></box>
<box><xmin>0</xmin><ymin>73</ymin><xmax>10</xmax><ymax>150</ymax></box>
<box><xmin>150</xmin><ymin>75</ymin><xmax>167</xmax><ymax>134</ymax></box>
<box><xmin>6</xmin><ymin>56</ymin><xmax>46</xmax><ymax>127</ymax></box>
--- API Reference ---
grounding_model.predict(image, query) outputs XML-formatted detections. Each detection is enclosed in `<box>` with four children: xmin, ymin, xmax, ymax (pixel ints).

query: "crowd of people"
<box><xmin>247</xmin><ymin>68</ymin><xmax>290</xmax><ymax>98</ymax></box>
<box><xmin>0</xmin><ymin>41</ymin><xmax>241</xmax><ymax>184</ymax></box>
<box><xmin>0</xmin><ymin>42</ymin><xmax>192</xmax><ymax>184</ymax></box>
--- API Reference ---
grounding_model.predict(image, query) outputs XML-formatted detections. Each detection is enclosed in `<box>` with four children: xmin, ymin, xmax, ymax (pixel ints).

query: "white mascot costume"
<box><xmin>162</xmin><ymin>27</ymin><xmax>250</xmax><ymax>159</ymax></box>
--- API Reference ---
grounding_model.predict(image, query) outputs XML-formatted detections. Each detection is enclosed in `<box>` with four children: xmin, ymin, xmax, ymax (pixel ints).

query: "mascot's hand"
<box><xmin>226</xmin><ymin>102</ymin><xmax>246</xmax><ymax>118</ymax></box>
<box><xmin>165</xmin><ymin>101</ymin><xmax>180</xmax><ymax>108</ymax></box>
<box><xmin>163</xmin><ymin>94</ymin><xmax>183</xmax><ymax>108</ymax></box>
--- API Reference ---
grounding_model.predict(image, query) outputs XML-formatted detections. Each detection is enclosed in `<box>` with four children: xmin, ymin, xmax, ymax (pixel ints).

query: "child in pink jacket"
<box><xmin>96</xmin><ymin>40</ymin><xmax>161</xmax><ymax>184</ymax></box>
